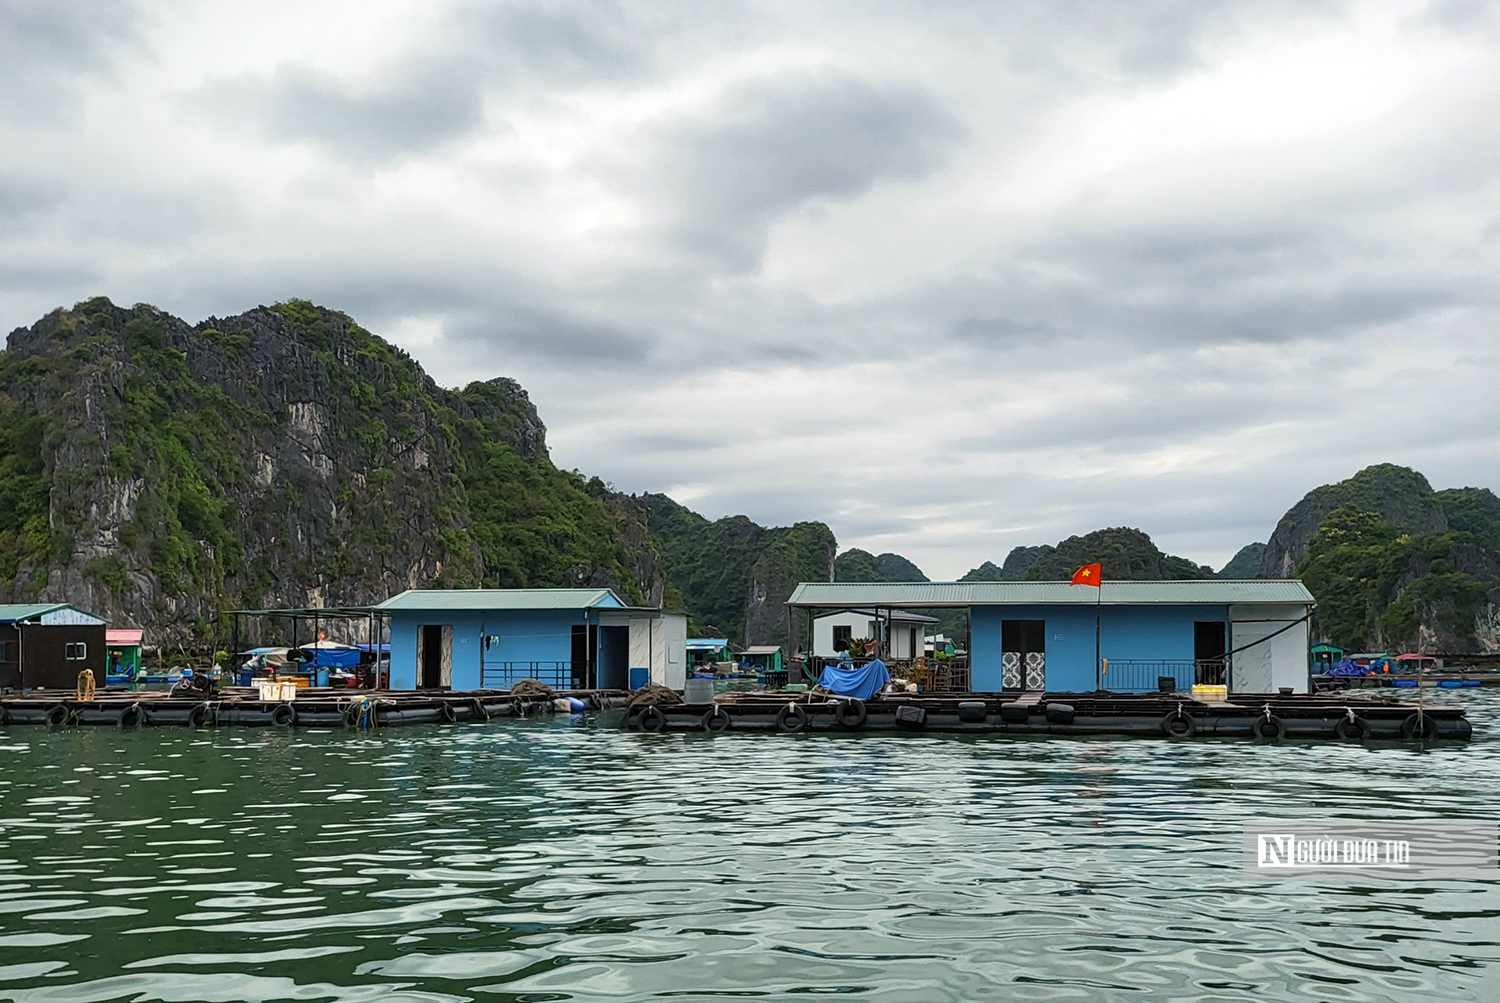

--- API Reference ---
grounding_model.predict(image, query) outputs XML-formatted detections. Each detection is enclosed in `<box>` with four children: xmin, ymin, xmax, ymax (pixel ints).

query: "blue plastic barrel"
<box><xmin>628</xmin><ymin>667</ymin><xmax>650</xmax><ymax>690</ymax></box>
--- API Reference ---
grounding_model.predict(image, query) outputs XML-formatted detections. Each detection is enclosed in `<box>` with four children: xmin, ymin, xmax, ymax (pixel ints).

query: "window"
<box><xmin>0</xmin><ymin>641</ymin><xmax>9</xmax><ymax>661</ymax></box>
<box><xmin>832</xmin><ymin>625</ymin><xmax>852</xmax><ymax>651</ymax></box>
<box><xmin>65</xmin><ymin>642</ymin><xmax>87</xmax><ymax>660</ymax></box>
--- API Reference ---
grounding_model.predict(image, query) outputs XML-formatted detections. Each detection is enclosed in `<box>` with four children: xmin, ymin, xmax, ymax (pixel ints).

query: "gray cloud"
<box><xmin>0</xmin><ymin>0</ymin><xmax>140</xmax><ymax>123</ymax></box>
<box><xmin>193</xmin><ymin>60</ymin><xmax>486</xmax><ymax>161</ymax></box>
<box><xmin>455</xmin><ymin>0</ymin><xmax>654</xmax><ymax>84</ymax></box>
<box><xmin>2</xmin><ymin>0</ymin><xmax>1498</xmax><ymax>577</ymax></box>
<box><xmin>636</xmin><ymin>70</ymin><xmax>963</xmax><ymax>267</ymax></box>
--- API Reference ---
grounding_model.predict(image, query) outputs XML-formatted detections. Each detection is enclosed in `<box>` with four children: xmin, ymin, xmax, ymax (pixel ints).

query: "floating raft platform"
<box><xmin>624</xmin><ymin>691</ymin><xmax>1472</xmax><ymax>742</ymax></box>
<box><xmin>0</xmin><ymin>688</ymin><xmax>630</xmax><ymax>729</ymax></box>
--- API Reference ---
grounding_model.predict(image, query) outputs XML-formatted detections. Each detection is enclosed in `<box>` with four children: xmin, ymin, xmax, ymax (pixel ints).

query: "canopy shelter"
<box><xmin>228</xmin><ymin>606</ymin><xmax>390</xmax><ymax>683</ymax></box>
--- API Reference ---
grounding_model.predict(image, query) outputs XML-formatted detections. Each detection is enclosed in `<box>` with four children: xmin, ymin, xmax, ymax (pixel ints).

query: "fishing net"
<box><xmin>509</xmin><ymin>678</ymin><xmax>555</xmax><ymax>698</ymax></box>
<box><xmin>627</xmin><ymin>684</ymin><xmax>683</xmax><ymax>707</ymax></box>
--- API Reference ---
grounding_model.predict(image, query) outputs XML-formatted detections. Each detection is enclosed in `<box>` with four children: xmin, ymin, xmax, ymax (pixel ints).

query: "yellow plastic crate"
<box><xmin>1191</xmin><ymin>684</ymin><xmax>1227</xmax><ymax>703</ymax></box>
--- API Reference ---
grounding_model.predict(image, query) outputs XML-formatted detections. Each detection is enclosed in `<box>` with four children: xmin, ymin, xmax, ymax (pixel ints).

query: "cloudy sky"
<box><xmin>2</xmin><ymin>0</ymin><xmax>1497</xmax><ymax>578</ymax></box>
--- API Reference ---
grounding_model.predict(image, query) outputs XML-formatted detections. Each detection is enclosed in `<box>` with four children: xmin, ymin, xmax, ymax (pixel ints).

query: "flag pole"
<box><xmin>1095</xmin><ymin>582</ymin><xmax>1102</xmax><ymax>691</ymax></box>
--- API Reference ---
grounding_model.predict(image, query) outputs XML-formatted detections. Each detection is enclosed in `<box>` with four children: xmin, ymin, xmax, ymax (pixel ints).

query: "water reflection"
<box><xmin>0</xmin><ymin>692</ymin><xmax>1495</xmax><ymax>1001</ymax></box>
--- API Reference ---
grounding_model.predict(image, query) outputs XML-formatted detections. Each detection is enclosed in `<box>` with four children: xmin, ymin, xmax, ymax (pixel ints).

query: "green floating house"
<box><xmin>1310</xmin><ymin>643</ymin><xmax>1344</xmax><ymax>672</ymax></box>
<box><xmin>107</xmin><ymin>629</ymin><xmax>144</xmax><ymax>680</ymax></box>
<box><xmin>742</xmin><ymin>645</ymin><xmax>784</xmax><ymax>675</ymax></box>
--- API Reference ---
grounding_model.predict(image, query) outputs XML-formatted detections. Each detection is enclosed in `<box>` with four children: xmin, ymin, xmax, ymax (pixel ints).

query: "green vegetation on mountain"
<box><xmin>640</xmin><ymin>493</ymin><xmax>835</xmax><ymax>644</ymax></box>
<box><xmin>0</xmin><ymin>297</ymin><xmax>664</xmax><ymax>641</ymax></box>
<box><xmin>1262</xmin><ymin>463</ymin><xmax>1446</xmax><ymax>577</ymax></box>
<box><xmin>1297</xmin><ymin>505</ymin><xmax>1495</xmax><ymax>651</ymax></box>
<box><xmin>834</xmin><ymin>549</ymin><xmax>928</xmax><ymax>583</ymax></box>
<box><xmin>1435</xmin><ymin>487</ymin><xmax>1500</xmax><ymax>552</ymax></box>
<box><xmin>1216</xmin><ymin>543</ymin><xmax>1266</xmax><ymax>579</ymax></box>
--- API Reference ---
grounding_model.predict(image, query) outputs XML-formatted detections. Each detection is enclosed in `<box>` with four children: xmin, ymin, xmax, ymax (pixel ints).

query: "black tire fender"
<box><xmin>188</xmin><ymin>703</ymin><xmax>211</xmax><ymax>728</ymax></box>
<box><xmin>438</xmin><ymin>701</ymin><xmax>456</xmax><ymax>723</ymax></box>
<box><xmin>470</xmin><ymin>698</ymin><xmax>490</xmax><ymax>722</ymax></box>
<box><xmin>1252</xmin><ymin>714</ymin><xmax>1284</xmax><ymax>740</ymax></box>
<box><xmin>1161</xmin><ymin>709</ymin><xmax>1196</xmax><ymax>738</ymax></box>
<box><xmin>272</xmin><ymin>703</ymin><xmax>295</xmax><ymax>727</ymax></box>
<box><xmin>704</xmin><ymin>706</ymin><xmax>731</xmax><ymax>732</ymax></box>
<box><xmin>777</xmin><ymin>703</ymin><xmax>809</xmax><ymax>733</ymax></box>
<box><xmin>45</xmin><ymin>704</ymin><xmax>69</xmax><ymax>727</ymax></box>
<box><xmin>118</xmin><ymin>703</ymin><xmax>142</xmax><ymax>729</ymax></box>
<box><xmin>1335</xmin><ymin>714</ymin><xmax>1369</xmax><ymax>741</ymax></box>
<box><xmin>640</xmin><ymin>705</ymin><xmax>667</xmax><ymax>732</ymax></box>
<box><xmin>1400</xmin><ymin>713</ymin><xmax>1440</xmax><ymax>741</ymax></box>
<box><xmin>836</xmin><ymin>699</ymin><xmax>867</xmax><ymax>728</ymax></box>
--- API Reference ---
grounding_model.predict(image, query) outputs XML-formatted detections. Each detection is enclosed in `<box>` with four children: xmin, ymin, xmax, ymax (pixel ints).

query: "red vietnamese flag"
<box><xmin>1071</xmin><ymin>563</ymin><xmax>1102</xmax><ymax>587</ymax></box>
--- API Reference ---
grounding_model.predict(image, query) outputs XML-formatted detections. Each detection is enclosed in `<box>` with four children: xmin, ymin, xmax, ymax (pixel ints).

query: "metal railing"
<box><xmin>479</xmin><ymin>660</ymin><xmax>574</xmax><ymax>691</ymax></box>
<box><xmin>1102</xmin><ymin>659</ymin><xmax>1226</xmax><ymax>693</ymax></box>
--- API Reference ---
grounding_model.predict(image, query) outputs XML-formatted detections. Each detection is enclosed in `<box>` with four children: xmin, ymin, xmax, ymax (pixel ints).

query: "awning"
<box><xmin>106</xmin><ymin>629</ymin><xmax>144</xmax><ymax>646</ymax></box>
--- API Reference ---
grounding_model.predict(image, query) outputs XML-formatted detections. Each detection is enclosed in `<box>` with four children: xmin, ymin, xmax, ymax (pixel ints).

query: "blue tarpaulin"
<box><xmin>817</xmin><ymin>658</ymin><xmax>890</xmax><ymax>700</ymax></box>
<box><xmin>300</xmin><ymin>645</ymin><xmax>361</xmax><ymax>669</ymax></box>
<box><xmin>1327</xmin><ymin>658</ymin><xmax>1370</xmax><ymax>676</ymax></box>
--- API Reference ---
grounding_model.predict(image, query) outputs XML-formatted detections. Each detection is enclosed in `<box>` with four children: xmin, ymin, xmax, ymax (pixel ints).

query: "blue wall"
<box><xmin>389</xmin><ymin>609</ymin><xmax>589</xmax><ymax>689</ymax></box>
<box><xmin>969</xmin><ymin>604</ymin><xmax>1228</xmax><ymax>693</ymax></box>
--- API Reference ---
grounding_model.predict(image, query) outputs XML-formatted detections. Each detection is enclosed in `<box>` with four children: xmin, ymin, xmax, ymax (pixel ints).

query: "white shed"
<box><xmin>812</xmin><ymin>608</ymin><xmax>938</xmax><ymax>660</ymax></box>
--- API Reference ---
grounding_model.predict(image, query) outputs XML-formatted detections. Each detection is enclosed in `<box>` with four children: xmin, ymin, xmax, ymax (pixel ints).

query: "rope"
<box><xmin>1220</xmin><ymin>611</ymin><xmax>1315</xmax><ymax>659</ymax></box>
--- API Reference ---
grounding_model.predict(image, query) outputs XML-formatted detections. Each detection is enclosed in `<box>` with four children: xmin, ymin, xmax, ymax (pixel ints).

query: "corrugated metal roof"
<box><xmin>786</xmin><ymin>580</ymin><xmax>1315</xmax><ymax>607</ymax></box>
<box><xmin>375</xmin><ymin>588</ymin><xmax>627</xmax><ymax>612</ymax></box>
<box><xmin>0</xmin><ymin>603</ymin><xmax>69</xmax><ymax>623</ymax></box>
<box><xmin>742</xmin><ymin>645</ymin><xmax>783</xmax><ymax>654</ymax></box>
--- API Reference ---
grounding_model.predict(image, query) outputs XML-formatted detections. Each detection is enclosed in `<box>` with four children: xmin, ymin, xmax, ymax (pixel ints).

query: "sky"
<box><xmin>2</xmin><ymin>0</ymin><xmax>1497</xmax><ymax>579</ymax></box>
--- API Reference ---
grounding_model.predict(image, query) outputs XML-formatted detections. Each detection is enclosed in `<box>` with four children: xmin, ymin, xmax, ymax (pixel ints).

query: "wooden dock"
<box><xmin>624</xmin><ymin>691</ymin><xmax>1471</xmax><ymax>741</ymax></box>
<box><xmin>0</xmin><ymin>687</ymin><xmax>630</xmax><ymax>729</ymax></box>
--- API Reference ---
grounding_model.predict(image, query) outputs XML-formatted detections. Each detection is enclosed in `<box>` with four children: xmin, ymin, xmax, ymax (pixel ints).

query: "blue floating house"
<box><xmin>375</xmin><ymin>589</ymin><xmax>687</xmax><ymax>691</ymax></box>
<box><xmin>786</xmin><ymin>580</ymin><xmax>1315</xmax><ymax>694</ymax></box>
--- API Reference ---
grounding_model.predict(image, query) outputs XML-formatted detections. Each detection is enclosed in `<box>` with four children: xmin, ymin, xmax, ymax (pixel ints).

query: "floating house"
<box><xmin>0</xmin><ymin>603</ymin><xmax>108</xmax><ymax>690</ymax></box>
<box><xmin>786</xmin><ymin>580</ymin><xmax>1315</xmax><ymax>695</ymax></box>
<box><xmin>1310</xmin><ymin>642</ymin><xmax>1344</xmax><ymax>673</ymax></box>
<box><xmin>106</xmin><ymin>629</ymin><xmax>144</xmax><ymax>682</ymax></box>
<box><xmin>686</xmin><ymin>638</ymin><xmax>731</xmax><ymax>671</ymax></box>
<box><xmin>812</xmin><ymin>608</ymin><xmax>938</xmax><ymax>661</ymax></box>
<box><xmin>741</xmin><ymin>645</ymin><xmax>785</xmax><ymax>675</ymax></box>
<box><xmin>375</xmin><ymin>589</ymin><xmax>687</xmax><ymax>691</ymax></box>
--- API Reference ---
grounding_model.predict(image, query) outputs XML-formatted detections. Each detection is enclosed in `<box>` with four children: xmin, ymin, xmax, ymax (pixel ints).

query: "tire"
<box><xmin>0</xmin><ymin>706</ymin><xmax>8</xmax><ymax>726</ymax></box>
<box><xmin>1334</xmin><ymin>715</ymin><xmax>1369</xmax><ymax>741</ymax></box>
<box><xmin>1252</xmin><ymin>715</ymin><xmax>1284</xmax><ymax>740</ymax></box>
<box><xmin>45</xmin><ymin>704</ymin><xmax>69</xmax><ymax>727</ymax></box>
<box><xmin>640</xmin><ymin>705</ymin><xmax>667</xmax><ymax>732</ymax></box>
<box><xmin>1161</xmin><ymin>709</ymin><xmax>1196</xmax><ymax>738</ymax></box>
<box><xmin>188</xmin><ymin>703</ymin><xmax>211</xmax><ymax>728</ymax></box>
<box><xmin>836</xmin><ymin>699</ymin><xmax>867</xmax><ymax>728</ymax></box>
<box><xmin>1400</xmin><ymin>713</ymin><xmax>1440</xmax><ymax>741</ymax></box>
<box><xmin>470</xmin><ymin>698</ymin><xmax>490</xmax><ymax>722</ymax></box>
<box><xmin>272</xmin><ymin>703</ymin><xmax>295</xmax><ymax>727</ymax></box>
<box><xmin>118</xmin><ymin>703</ymin><xmax>142</xmax><ymax>729</ymax></box>
<box><xmin>704</xmin><ymin>707</ymin><xmax>732</xmax><ymax>732</ymax></box>
<box><xmin>777</xmin><ymin>703</ymin><xmax>809</xmax><ymax>733</ymax></box>
<box><xmin>438</xmin><ymin>702</ymin><xmax>456</xmax><ymax>723</ymax></box>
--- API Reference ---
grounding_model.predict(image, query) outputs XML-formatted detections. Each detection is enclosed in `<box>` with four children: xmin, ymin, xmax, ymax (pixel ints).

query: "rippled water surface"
<box><xmin>1</xmin><ymin>691</ymin><xmax>1499</xmax><ymax>1002</ymax></box>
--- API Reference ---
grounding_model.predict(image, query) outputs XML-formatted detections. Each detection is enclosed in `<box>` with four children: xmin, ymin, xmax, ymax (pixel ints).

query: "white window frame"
<box><xmin>65</xmin><ymin>642</ymin><xmax>88</xmax><ymax>660</ymax></box>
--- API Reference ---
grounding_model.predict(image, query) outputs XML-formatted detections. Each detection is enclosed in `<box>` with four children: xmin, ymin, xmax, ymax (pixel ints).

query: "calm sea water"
<box><xmin>0</xmin><ymin>691</ymin><xmax>1497</xmax><ymax>1002</ymax></box>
